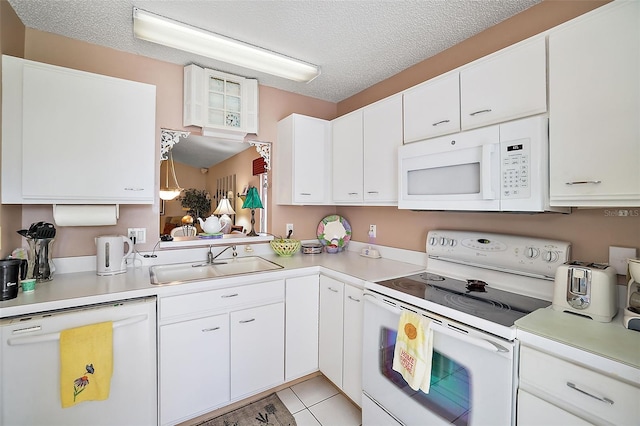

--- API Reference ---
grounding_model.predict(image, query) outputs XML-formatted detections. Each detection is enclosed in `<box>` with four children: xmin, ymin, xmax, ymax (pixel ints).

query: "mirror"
<box><xmin>159</xmin><ymin>129</ymin><xmax>270</xmax><ymax>238</ymax></box>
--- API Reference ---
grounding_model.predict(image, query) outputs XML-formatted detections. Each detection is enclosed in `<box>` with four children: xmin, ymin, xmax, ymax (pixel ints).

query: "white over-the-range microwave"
<box><xmin>398</xmin><ymin>115</ymin><xmax>569</xmax><ymax>212</ymax></box>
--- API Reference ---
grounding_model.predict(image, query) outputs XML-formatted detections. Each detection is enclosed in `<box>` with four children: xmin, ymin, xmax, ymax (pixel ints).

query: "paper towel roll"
<box><xmin>53</xmin><ymin>204</ymin><xmax>119</xmax><ymax>227</ymax></box>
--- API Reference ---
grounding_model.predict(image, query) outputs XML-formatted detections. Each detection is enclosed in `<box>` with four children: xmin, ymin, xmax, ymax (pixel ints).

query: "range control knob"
<box><xmin>543</xmin><ymin>250</ymin><xmax>559</xmax><ymax>263</ymax></box>
<box><xmin>429</xmin><ymin>237</ymin><xmax>438</xmax><ymax>246</ymax></box>
<box><xmin>525</xmin><ymin>247</ymin><xmax>540</xmax><ymax>259</ymax></box>
<box><xmin>449</xmin><ymin>239</ymin><xmax>456</xmax><ymax>247</ymax></box>
<box><xmin>440</xmin><ymin>237</ymin><xmax>448</xmax><ymax>246</ymax></box>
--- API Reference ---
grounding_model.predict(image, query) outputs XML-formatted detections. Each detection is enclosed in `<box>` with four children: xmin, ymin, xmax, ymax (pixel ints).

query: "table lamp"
<box><xmin>213</xmin><ymin>197</ymin><xmax>236</xmax><ymax>234</ymax></box>
<box><xmin>242</xmin><ymin>186</ymin><xmax>263</xmax><ymax>236</ymax></box>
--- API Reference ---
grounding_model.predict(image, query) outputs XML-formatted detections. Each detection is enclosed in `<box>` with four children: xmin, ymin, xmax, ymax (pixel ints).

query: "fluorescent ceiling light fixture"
<box><xmin>133</xmin><ymin>7</ymin><xmax>320</xmax><ymax>83</ymax></box>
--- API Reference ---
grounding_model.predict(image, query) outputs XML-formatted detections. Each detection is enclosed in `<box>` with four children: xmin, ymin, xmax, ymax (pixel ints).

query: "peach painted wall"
<box><xmin>333</xmin><ymin>0</ymin><xmax>638</xmax><ymax>265</ymax></box>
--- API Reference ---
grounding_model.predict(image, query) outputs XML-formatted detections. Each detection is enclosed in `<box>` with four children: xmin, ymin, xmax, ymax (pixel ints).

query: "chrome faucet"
<box><xmin>208</xmin><ymin>245</ymin><xmax>237</xmax><ymax>264</ymax></box>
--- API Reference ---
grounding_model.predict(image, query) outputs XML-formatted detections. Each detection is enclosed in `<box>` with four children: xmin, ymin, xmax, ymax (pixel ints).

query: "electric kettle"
<box><xmin>95</xmin><ymin>235</ymin><xmax>133</xmax><ymax>276</ymax></box>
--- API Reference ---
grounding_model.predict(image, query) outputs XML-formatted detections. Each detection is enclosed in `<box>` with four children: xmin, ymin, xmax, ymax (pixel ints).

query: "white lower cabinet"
<box><xmin>231</xmin><ymin>302</ymin><xmax>285</xmax><ymax>399</ymax></box>
<box><xmin>158</xmin><ymin>279</ymin><xmax>285</xmax><ymax>425</ymax></box>
<box><xmin>518</xmin><ymin>390</ymin><xmax>591</xmax><ymax>426</ymax></box>
<box><xmin>342</xmin><ymin>284</ymin><xmax>364</xmax><ymax>406</ymax></box>
<box><xmin>517</xmin><ymin>345</ymin><xmax>640</xmax><ymax>426</ymax></box>
<box><xmin>319</xmin><ymin>275</ymin><xmax>363</xmax><ymax>406</ymax></box>
<box><xmin>285</xmin><ymin>275</ymin><xmax>320</xmax><ymax>381</ymax></box>
<box><xmin>160</xmin><ymin>314</ymin><xmax>230</xmax><ymax>425</ymax></box>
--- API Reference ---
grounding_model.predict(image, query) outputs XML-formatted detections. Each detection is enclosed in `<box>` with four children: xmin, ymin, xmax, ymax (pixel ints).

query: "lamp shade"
<box><xmin>242</xmin><ymin>186</ymin><xmax>263</xmax><ymax>209</ymax></box>
<box><xmin>213</xmin><ymin>198</ymin><xmax>236</xmax><ymax>215</ymax></box>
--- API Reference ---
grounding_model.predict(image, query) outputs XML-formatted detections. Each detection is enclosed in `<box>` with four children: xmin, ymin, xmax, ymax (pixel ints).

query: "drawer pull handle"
<box><xmin>348</xmin><ymin>192</ymin><xmax>359</xmax><ymax>195</ymax></box>
<box><xmin>327</xmin><ymin>287</ymin><xmax>339</xmax><ymax>293</ymax></box>
<box><xmin>367</xmin><ymin>191</ymin><xmax>378</xmax><ymax>194</ymax></box>
<box><xmin>469</xmin><ymin>109</ymin><xmax>492</xmax><ymax>116</ymax></box>
<box><xmin>566</xmin><ymin>382</ymin><xmax>614</xmax><ymax>405</ymax></box>
<box><xmin>221</xmin><ymin>293</ymin><xmax>239</xmax><ymax>298</ymax></box>
<box><xmin>348</xmin><ymin>295</ymin><xmax>361</xmax><ymax>302</ymax></box>
<box><xmin>565</xmin><ymin>180</ymin><xmax>602</xmax><ymax>185</ymax></box>
<box><xmin>432</xmin><ymin>119</ymin><xmax>450</xmax><ymax>126</ymax></box>
<box><xmin>300</xmin><ymin>192</ymin><xmax>311</xmax><ymax>196</ymax></box>
<box><xmin>239</xmin><ymin>318</ymin><xmax>255</xmax><ymax>324</ymax></box>
<box><xmin>202</xmin><ymin>327</ymin><xmax>220</xmax><ymax>332</ymax></box>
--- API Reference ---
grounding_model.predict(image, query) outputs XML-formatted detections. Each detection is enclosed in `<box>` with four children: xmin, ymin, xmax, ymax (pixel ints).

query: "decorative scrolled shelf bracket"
<box><xmin>248</xmin><ymin>140</ymin><xmax>271</xmax><ymax>171</ymax></box>
<box><xmin>160</xmin><ymin>128</ymin><xmax>190</xmax><ymax>160</ymax></box>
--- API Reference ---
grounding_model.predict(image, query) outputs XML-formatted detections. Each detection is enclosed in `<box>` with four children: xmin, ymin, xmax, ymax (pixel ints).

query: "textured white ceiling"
<box><xmin>7</xmin><ymin>0</ymin><xmax>541</xmax><ymax>103</ymax></box>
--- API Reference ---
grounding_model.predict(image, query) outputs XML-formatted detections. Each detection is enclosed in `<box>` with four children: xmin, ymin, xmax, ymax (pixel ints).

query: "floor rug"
<box><xmin>195</xmin><ymin>393</ymin><xmax>297</xmax><ymax>426</ymax></box>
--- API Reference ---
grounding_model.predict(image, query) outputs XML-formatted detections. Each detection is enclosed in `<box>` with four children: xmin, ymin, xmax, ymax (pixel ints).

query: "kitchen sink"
<box><xmin>149</xmin><ymin>256</ymin><xmax>283</xmax><ymax>285</ymax></box>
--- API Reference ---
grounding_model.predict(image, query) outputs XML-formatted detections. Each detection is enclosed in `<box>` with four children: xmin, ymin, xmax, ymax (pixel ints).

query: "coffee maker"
<box><xmin>624</xmin><ymin>258</ymin><xmax>640</xmax><ymax>331</ymax></box>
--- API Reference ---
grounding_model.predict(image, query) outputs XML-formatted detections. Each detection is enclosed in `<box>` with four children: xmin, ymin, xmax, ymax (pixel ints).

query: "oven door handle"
<box><xmin>434</xmin><ymin>323</ymin><xmax>511</xmax><ymax>354</ymax></box>
<box><xmin>364</xmin><ymin>294</ymin><xmax>510</xmax><ymax>354</ymax></box>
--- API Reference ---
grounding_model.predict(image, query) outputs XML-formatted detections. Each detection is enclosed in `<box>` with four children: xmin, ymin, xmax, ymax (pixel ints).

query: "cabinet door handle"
<box><xmin>300</xmin><ymin>192</ymin><xmax>311</xmax><ymax>196</ymax></box>
<box><xmin>566</xmin><ymin>382</ymin><xmax>614</xmax><ymax>405</ymax></box>
<box><xmin>367</xmin><ymin>191</ymin><xmax>378</xmax><ymax>194</ymax></box>
<box><xmin>221</xmin><ymin>293</ymin><xmax>239</xmax><ymax>298</ymax></box>
<box><xmin>432</xmin><ymin>119</ymin><xmax>450</xmax><ymax>126</ymax></box>
<box><xmin>239</xmin><ymin>318</ymin><xmax>255</xmax><ymax>324</ymax></box>
<box><xmin>348</xmin><ymin>192</ymin><xmax>359</xmax><ymax>195</ymax></box>
<box><xmin>565</xmin><ymin>180</ymin><xmax>602</xmax><ymax>185</ymax></box>
<box><xmin>327</xmin><ymin>287</ymin><xmax>339</xmax><ymax>293</ymax></box>
<box><xmin>202</xmin><ymin>327</ymin><xmax>220</xmax><ymax>332</ymax></box>
<box><xmin>469</xmin><ymin>109</ymin><xmax>492</xmax><ymax>116</ymax></box>
<box><xmin>347</xmin><ymin>295</ymin><xmax>361</xmax><ymax>303</ymax></box>
<box><xmin>124</xmin><ymin>187</ymin><xmax>145</xmax><ymax>191</ymax></box>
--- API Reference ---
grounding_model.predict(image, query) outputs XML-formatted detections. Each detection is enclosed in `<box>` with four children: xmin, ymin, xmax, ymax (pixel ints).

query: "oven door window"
<box><xmin>380</xmin><ymin>327</ymin><xmax>471</xmax><ymax>425</ymax></box>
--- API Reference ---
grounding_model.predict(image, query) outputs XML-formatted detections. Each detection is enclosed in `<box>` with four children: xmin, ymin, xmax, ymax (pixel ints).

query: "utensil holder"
<box><xmin>26</xmin><ymin>238</ymin><xmax>55</xmax><ymax>282</ymax></box>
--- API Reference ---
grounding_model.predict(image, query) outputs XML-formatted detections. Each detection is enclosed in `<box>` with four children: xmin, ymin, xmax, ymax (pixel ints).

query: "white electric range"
<box><xmin>362</xmin><ymin>230</ymin><xmax>571</xmax><ymax>426</ymax></box>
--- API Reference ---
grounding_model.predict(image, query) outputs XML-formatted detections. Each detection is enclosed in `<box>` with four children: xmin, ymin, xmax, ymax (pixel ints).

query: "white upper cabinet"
<box><xmin>460</xmin><ymin>36</ymin><xmax>547</xmax><ymax>130</ymax></box>
<box><xmin>548</xmin><ymin>1</ymin><xmax>640</xmax><ymax>207</ymax></box>
<box><xmin>403</xmin><ymin>72</ymin><xmax>460</xmax><ymax>142</ymax></box>
<box><xmin>332</xmin><ymin>110</ymin><xmax>364</xmax><ymax>203</ymax></box>
<box><xmin>184</xmin><ymin>65</ymin><xmax>258</xmax><ymax>140</ymax></box>
<box><xmin>1</xmin><ymin>56</ymin><xmax>156</xmax><ymax>204</ymax></box>
<box><xmin>363</xmin><ymin>94</ymin><xmax>403</xmax><ymax>204</ymax></box>
<box><xmin>276</xmin><ymin>114</ymin><xmax>331</xmax><ymax>205</ymax></box>
<box><xmin>332</xmin><ymin>94</ymin><xmax>402</xmax><ymax>205</ymax></box>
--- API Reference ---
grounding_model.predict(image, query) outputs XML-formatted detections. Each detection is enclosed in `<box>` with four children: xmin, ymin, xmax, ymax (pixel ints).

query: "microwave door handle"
<box><xmin>481</xmin><ymin>143</ymin><xmax>496</xmax><ymax>200</ymax></box>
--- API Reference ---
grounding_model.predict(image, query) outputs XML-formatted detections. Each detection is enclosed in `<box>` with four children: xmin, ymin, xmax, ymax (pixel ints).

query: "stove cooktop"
<box><xmin>375</xmin><ymin>272</ymin><xmax>551</xmax><ymax>328</ymax></box>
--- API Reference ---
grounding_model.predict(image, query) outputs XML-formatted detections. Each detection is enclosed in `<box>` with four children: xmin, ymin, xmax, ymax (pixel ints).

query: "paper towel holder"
<box><xmin>52</xmin><ymin>204</ymin><xmax>120</xmax><ymax>227</ymax></box>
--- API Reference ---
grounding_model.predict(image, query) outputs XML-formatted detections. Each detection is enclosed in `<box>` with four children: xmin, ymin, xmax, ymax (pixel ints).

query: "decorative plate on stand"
<box><xmin>317</xmin><ymin>215</ymin><xmax>352</xmax><ymax>251</ymax></box>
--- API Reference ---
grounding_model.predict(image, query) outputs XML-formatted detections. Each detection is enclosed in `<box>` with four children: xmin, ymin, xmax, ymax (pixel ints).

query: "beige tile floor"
<box><xmin>276</xmin><ymin>375</ymin><xmax>362</xmax><ymax>426</ymax></box>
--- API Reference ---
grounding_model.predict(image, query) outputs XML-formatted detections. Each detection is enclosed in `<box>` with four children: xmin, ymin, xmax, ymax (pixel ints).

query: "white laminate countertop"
<box><xmin>0</xmin><ymin>250</ymin><xmax>425</xmax><ymax>319</ymax></box>
<box><xmin>516</xmin><ymin>307</ymin><xmax>640</xmax><ymax>373</ymax></box>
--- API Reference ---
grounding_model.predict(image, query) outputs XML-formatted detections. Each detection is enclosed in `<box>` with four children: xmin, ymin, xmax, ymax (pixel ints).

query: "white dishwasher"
<box><xmin>0</xmin><ymin>296</ymin><xmax>157</xmax><ymax>426</ymax></box>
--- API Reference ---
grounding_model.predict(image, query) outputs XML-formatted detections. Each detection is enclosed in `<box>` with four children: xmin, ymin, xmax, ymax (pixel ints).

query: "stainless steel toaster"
<box><xmin>552</xmin><ymin>261</ymin><xmax>618</xmax><ymax>322</ymax></box>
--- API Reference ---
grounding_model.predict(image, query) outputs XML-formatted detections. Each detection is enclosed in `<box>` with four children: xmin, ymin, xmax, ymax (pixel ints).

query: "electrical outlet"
<box><xmin>609</xmin><ymin>246</ymin><xmax>637</xmax><ymax>275</ymax></box>
<box><xmin>286</xmin><ymin>223</ymin><xmax>294</xmax><ymax>235</ymax></box>
<box><xmin>127</xmin><ymin>228</ymin><xmax>146</xmax><ymax>244</ymax></box>
<box><xmin>369</xmin><ymin>224</ymin><xmax>376</xmax><ymax>238</ymax></box>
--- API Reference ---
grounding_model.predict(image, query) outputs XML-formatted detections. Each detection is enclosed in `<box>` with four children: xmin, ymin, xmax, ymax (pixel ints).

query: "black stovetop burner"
<box><xmin>376</xmin><ymin>272</ymin><xmax>550</xmax><ymax>327</ymax></box>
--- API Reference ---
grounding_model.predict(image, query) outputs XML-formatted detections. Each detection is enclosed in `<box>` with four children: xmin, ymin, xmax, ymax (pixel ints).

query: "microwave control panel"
<box><xmin>501</xmin><ymin>137</ymin><xmax>530</xmax><ymax>199</ymax></box>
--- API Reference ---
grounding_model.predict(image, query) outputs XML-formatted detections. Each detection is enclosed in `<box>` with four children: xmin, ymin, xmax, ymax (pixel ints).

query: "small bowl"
<box><xmin>270</xmin><ymin>239</ymin><xmax>301</xmax><ymax>257</ymax></box>
<box><xmin>325</xmin><ymin>245</ymin><xmax>340</xmax><ymax>254</ymax></box>
<box><xmin>302</xmin><ymin>243</ymin><xmax>323</xmax><ymax>254</ymax></box>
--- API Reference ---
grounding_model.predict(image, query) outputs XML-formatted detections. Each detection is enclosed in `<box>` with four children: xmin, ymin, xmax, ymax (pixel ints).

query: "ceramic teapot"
<box><xmin>197</xmin><ymin>215</ymin><xmax>222</xmax><ymax>234</ymax></box>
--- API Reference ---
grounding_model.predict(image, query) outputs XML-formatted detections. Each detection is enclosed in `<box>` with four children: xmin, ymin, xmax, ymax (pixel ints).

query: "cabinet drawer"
<box><xmin>519</xmin><ymin>346</ymin><xmax>640</xmax><ymax>425</ymax></box>
<box><xmin>160</xmin><ymin>280</ymin><xmax>285</xmax><ymax>320</ymax></box>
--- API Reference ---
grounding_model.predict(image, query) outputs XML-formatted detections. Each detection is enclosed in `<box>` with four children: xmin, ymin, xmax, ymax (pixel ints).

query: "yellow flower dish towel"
<box><xmin>60</xmin><ymin>321</ymin><xmax>113</xmax><ymax>408</ymax></box>
<box><xmin>392</xmin><ymin>310</ymin><xmax>434</xmax><ymax>393</ymax></box>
